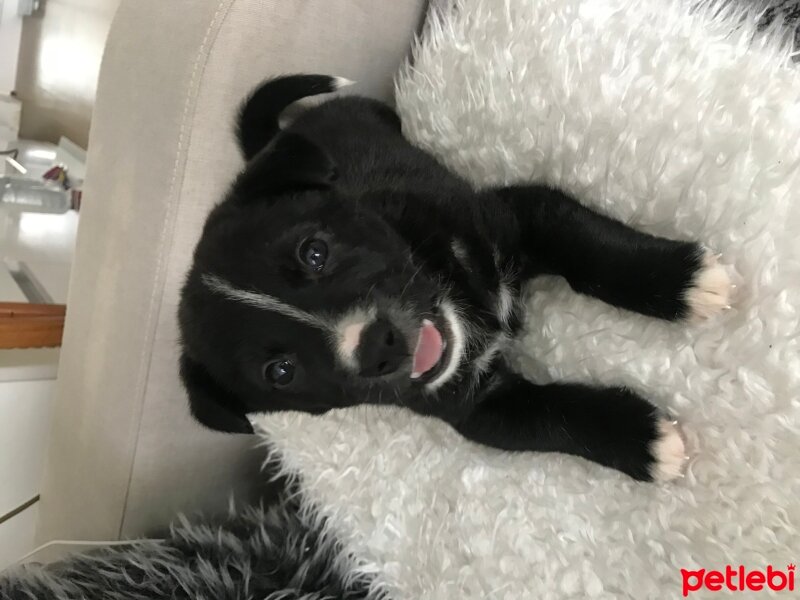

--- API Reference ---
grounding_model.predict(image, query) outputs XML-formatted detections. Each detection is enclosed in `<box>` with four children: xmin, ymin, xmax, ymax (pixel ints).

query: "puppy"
<box><xmin>178</xmin><ymin>75</ymin><xmax>731</xmax><ymax>482</ymax></box>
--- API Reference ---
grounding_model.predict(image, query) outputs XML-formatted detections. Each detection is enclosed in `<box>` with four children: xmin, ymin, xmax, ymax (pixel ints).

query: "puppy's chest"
<box><xmin>448</xmin><ymin>236</ymin><xmax>519</xmax><ymax>329</ymax></box>
<box><xmin>446</xmin><ymin>236</ymin><xmax>524</xmax><ymax>375</ymax></box>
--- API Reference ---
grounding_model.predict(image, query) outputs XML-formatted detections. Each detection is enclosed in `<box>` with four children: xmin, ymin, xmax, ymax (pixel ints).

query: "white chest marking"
<box><xmin>450</xmin><ymin>238</ymin><xmax>471</xmax><ymax>270</ymax></box>
<box><xmin>496</xmin><ymin>282</ymin><xmax>514</xmax><ymax>328</ymax></box>
<box><xmin>474</xmin><ymin>334</ymin><xmax>507</xmax><ymax>375</ymax></box>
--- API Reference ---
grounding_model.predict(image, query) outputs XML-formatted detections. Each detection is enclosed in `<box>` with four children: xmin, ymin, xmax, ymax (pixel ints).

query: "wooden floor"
<box><xmin>15</xmin><ymin>0</ymin><xmax>121</xmax><ymax>148</ymax></box>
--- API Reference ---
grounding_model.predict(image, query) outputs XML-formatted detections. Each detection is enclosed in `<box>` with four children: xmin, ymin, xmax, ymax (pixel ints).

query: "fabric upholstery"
<box><xmin>36</xmin><ymin>0</ymin><xmax>426</xmax><ymax>544</ymax></box>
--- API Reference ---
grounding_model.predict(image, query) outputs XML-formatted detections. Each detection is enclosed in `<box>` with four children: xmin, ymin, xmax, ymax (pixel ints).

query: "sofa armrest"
<box><xmin>36</xmin><ymin>0</ymin><xmax>427</xmax><ymax>545</ymax></box>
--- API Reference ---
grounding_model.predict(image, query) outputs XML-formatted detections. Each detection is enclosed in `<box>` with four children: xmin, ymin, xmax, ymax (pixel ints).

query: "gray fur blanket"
<box><xmin>0</xmin><ymin>494</ymin><xmax>386</xmax><ymax>600</ymax></box>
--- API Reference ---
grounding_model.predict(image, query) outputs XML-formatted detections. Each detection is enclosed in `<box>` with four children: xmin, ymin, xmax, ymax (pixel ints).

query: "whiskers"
<box><xmin>398</xmin><ymin>259</ymin><xmax>426</xmax><ymax>303</ymax></box>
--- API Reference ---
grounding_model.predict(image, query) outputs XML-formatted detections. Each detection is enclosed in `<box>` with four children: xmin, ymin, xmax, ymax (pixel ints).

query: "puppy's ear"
<box><xmin>236</xmin><ymin>74</ymin><xmax>350</xmax><ymax>160</ymax></box>
<box><xmin>179</xmin><ymin>354</ymin><xmax>254</xmax><ymax>434</ymax></box>
<box><xmin>234</xmin><ymin>132</ymin><xmax>337</xmax><ymax>198</ymax></box>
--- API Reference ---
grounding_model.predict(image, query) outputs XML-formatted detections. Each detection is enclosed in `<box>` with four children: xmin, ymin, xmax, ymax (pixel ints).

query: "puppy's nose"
<box><xmin>358</xmin><ymin>318</ymin><xmax>407</xmax><ymax>377</ymax></box>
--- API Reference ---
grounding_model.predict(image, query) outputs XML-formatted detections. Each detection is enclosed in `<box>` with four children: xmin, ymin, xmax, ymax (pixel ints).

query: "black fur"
<box><xmin>178</xmin><ymin>75</ymin><xmax>712</xmax><ymax>482</ymax></box>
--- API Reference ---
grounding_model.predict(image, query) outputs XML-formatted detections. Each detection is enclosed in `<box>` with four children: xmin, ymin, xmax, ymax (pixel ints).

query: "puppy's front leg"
<box><xmin>454</xmin><ymin>371</ymin><xmax>686</xmax><ymax>482</ymax></box>
<box><xmin>494</xmin><ymin>185</ymin><xmax>731</xmax><ymax>321</ymax></box>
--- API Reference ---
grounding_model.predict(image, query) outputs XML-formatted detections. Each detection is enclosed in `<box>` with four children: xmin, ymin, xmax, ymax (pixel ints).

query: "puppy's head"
<box><xmin>178</xmin><ymin>130</ymin><xmax>463</xmax><ymax>433</ymax></box>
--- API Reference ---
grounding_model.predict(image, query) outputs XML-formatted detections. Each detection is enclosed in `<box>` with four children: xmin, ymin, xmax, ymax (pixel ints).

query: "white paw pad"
<box><xmin>650</xmin><ymin>419</ymin><xmax>688</xmax><ymax>483</ymax></box>
<box><xmin>685</xmin><ymin>251</ymin><xmax>732</xmax><ymax>321</ymax></box>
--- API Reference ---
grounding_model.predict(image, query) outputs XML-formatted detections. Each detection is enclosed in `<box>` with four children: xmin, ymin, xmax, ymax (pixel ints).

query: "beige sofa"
<box><xmin>35</xmin><ymin>0</ymin><xmax>428</xmax><ymax>545</ymax></box>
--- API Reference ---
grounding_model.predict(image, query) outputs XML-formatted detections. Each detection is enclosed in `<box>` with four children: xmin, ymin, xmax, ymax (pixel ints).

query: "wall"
<box><xmin>14</xmin><ymin>0</ymin><xmax>120</xmax><ymax>148</ymax></box>
<box><xmin>0</xmin><ymin>0</ymin><xmax>24</xmax><ymax>95</ymax></box>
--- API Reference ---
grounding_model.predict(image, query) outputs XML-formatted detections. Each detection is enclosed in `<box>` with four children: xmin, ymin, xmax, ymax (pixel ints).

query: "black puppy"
<box><xmin>179</xmin><ymin>75</ymin><xmax>731</xmax><ymax>482</ymax></box>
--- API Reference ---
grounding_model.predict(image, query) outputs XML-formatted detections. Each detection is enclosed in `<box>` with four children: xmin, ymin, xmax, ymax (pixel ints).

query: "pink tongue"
<box><xmin>412</xmin><ymin>320</ymin><xmax>444</xmax><ymax>377</ymax></box>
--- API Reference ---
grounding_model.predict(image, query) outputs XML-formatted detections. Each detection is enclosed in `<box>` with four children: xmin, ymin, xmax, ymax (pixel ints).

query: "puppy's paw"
<box><xmin>684</xmin><ymin>250</ymin><xmax>732</xmax><ymax>321</ymax></box>
<box><xmin>649</xmin><ymin>418</ymin><xmax>688</xmax><ymax>483</ymax></box>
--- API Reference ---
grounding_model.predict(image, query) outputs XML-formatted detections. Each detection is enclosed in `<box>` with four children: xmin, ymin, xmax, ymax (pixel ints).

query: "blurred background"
<box><xmin>1</xmin><ymin>0</ymin><xmax>119</xmax><ymax>569</ymax></box>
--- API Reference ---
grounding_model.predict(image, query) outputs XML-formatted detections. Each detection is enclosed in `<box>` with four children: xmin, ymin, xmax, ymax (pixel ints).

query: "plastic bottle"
<box><xmin>0</xmin><ymin>176</ymin><xmax>71</xmax><ymax>214</ymax></box>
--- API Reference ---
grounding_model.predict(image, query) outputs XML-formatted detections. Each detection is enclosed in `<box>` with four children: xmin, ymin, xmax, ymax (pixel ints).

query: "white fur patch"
<box><xmin>685</xmin><ymin>251</ymin><xmax>733</xmax><ymax>321</ymax></box>
<box><xmin>425</xmin><ymin>300</ymin><xmax>466</xmax><ymax>391</ymax></box>
<box><xmin>279</xmin><ymin>76</ymin><xmax>356</xmax><ymax>128</ymax></box>
<box><xmin>649</xmin><ymin>419</ymin><xmax>688</xmax><ymax>483</ymax></box>
<box><xmin>496</xmin><ymin>282</ymin><xmax>514</xmax><ymax>328</ymax></box>
<box><xmin>341</xmin><ymin>324</ymin><xmax>365</xmax><ymax>358</ymax></box>
<box><xmin>332</xmin><ymin>76</ymin><xmax>356</xmax><ymax>90</ymax></box>
<box><xmin>450</xmin><ymin>238</ymin><xmax>470</xmax><ymax>269</ymax></box>
<box><xmin>201</xmin><ymin>274</ymin><xmax>328</xmax><ymax>330</ymax></box>
<box><xmin>492</xmin><ymin>246</ymin><xmax>502</xmax><ymax>268</ymax></box>
<box><xmin>332</xmin><ymin>307</ymin><xmax>376</xmax><ymax>370</ymax></box>
<box><xmin>473</xmin><ymin>334</ymin><xmax>507</xmax><ymax>375</ymax></box>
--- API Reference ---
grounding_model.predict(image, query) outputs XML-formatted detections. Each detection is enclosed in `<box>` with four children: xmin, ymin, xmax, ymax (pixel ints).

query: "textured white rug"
<box><xmin>254</xmin><ymin>0</ymin><xmax>800</xmax><ymax>597</ymax></box>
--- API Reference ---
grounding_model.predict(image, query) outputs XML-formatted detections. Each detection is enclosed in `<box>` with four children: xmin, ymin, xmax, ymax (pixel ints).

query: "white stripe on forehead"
<box><xmin>201</xmin><ymin>274</ymin><xmax>329</xmax><ymax>331</ymax></box>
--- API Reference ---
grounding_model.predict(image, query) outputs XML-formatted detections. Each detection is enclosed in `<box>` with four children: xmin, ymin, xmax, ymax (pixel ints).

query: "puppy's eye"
<box><xmin>263</xmin><ymin>359</ymin><xmax>295</xmax><ymax>386</ymax></box>
<box><xmin>298</xmin><ymin>238</ymin><xmax>328</xmax><ymax>272</ymax></box>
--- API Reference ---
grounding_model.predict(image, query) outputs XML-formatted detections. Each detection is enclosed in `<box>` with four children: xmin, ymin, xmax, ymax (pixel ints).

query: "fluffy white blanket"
<box><xmin>255</xmin><ymin>0</ymin><xmax>800</xmax><ymax>597</ymax></box>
